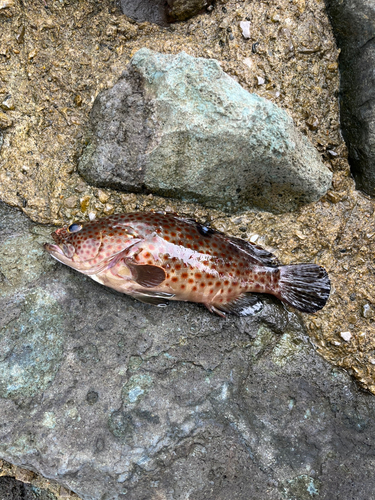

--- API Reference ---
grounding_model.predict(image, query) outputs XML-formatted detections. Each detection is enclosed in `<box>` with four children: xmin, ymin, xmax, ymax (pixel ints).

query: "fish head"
<box><xmin>44</xmin><ymin>218</ymin><xmax>138</xmax><ymax>273</ymax></box>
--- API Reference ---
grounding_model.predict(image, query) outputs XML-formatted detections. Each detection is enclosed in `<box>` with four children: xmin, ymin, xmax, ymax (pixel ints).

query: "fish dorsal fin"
<box><xmin>127</xmin><ymin>262</ymin><xmax>166</xmax><ymax>288</ymax></box>
<box><xmin>214</xmin><ymin>293</ymin><xmax>264</xmax><ymax>316</ymax></box>
<box><xmin>227</xmin><ymin>236</ymin><xmax>280</xmax><ymax>266</ymax></box>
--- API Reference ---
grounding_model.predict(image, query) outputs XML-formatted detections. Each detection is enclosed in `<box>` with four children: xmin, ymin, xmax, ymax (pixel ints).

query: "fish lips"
<box><xmin>44</xmin><ymin>242</ymin><xmax>64</xmax><ymax>256</ymax></box>
<box><xmin>44</xmin><ymin>243</ymin><xmax>74</xmax><ymax>266</ymax></box>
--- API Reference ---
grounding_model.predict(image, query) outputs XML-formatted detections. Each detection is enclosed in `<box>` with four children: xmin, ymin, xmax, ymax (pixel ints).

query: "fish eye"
<box><xmin>67</xmin><ymin>223</ymin><xmax>82</xmax><ymax>233</ymax></box>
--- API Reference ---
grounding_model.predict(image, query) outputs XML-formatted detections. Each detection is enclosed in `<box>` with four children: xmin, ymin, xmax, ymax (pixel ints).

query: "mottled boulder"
<box><xmin>78</xmin><ymin>49</ymin><xmax>332</xmax><ymax>213</ymax></box>
<box><xmin>2</xmin><ymin>201</ymin><xmax>375</xmax><ymax>499</ymax></box>
<box><xmin>324</xmin><ymin>0</ymin><xmax>375</xmax><ymax>196</ymax></box>
<box><xmin>118</xmin><ymin>0</ymin><xmax>213</xmax><ymax>25</ymax></box>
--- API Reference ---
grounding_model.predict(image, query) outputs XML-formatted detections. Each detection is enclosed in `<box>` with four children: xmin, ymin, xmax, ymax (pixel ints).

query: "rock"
<box><xmin>118</xmin><ymin>0</ymin><xmax>169</xmax><ymax>27</ymax></box>
<box><xmin>240</xmin><ymin>20</ymin><xmax>251</xmax><ymax>39</ymax></box>
<box><xmin>324</xmin><ymin>0</ymin><xmax>375</xmax><ymax>197</ymax></box>
<box><xmin>118</xmin><ymin>0</ymin><xmax>213</xmax><ymax>25</ymax></box>
<box><xmin>166</xmin><ymin>0</ymin><xmax>214</xmax><ymax>22</ymax></box>
<box><xmin>2</xmin><ymin>201</ymin><xmax>375</xmax><ymax>499</ymax></box>
<box><xmin>0</xmin><ymin>476</ymin><xmax>57</xmax><ymax>500</ymax></box>
<box><xmin>0</xmin><ymin>111</ymin><xmax>12</xmax><ymax>129</ymax></box>
<box><xmin>78</xmin><ymin>49</ymin><xmax>332</xmax><ymax>213</ymax></box>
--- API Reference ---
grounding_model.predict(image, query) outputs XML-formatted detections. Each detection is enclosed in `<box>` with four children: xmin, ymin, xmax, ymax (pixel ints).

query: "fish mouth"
<box><xmin>44</xmin><ymin>243</ymin><xmax>69</xmax><ymax>265</ymax></box>
<box><xmin>44</xmin><ymin>242</ymin><xmax>64</xmax><ymax>256</ymax></box>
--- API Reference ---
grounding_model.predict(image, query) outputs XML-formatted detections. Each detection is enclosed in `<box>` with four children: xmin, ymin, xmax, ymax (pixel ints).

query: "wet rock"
<box><xmin>78</xmin><ymin>49</ymin><xmax>332</xmax><ymax>213</ymax></box>
<box><xmin>118</xmin><ymin>0</ymin><xmax>213</xmax><ymax>25</ymax></box>
<box><xmin>2</xmin><ymin>202</ymin><xmax>375</xmax><ymax>499</ymax></box>
<box><xmin>324</xmin><ymin>0</ymin><xmax>375</xmax><ymax>196</ymax></box>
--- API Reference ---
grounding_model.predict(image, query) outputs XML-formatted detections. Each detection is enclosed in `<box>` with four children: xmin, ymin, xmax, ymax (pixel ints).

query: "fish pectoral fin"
<box><xmin>213</xmin><ymin>293</ymin><xmax>264</xmax><ymax>317</ymax></box>
<box><xmin>131</xmin><ymin>290</ymin><xmax>175</xmax><ymax>307</ymax></box>
<box><xmin>127</xmin><ymin>262</ymin><xmax>166</xmax><ymax>288</ymax></box>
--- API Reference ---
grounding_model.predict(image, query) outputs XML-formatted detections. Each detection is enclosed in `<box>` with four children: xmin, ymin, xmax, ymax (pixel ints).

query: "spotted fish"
<box><xmin>44</xmin><ymin>212</ymin><xmax>330</xmax><ymax>316</ymax></box>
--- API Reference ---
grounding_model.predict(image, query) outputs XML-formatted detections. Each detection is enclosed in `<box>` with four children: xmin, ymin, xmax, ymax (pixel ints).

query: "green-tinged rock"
<box><xmin>78</xmin><ymin>49</ymin><xmax>332</xmax><ymax>213</ymax></box>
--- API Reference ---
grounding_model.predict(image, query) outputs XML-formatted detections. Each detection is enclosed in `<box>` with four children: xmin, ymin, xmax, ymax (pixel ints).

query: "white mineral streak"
<box><xmin>240</xmin><ymin>21</ymin><xmax>251</xmax><ymax>39</ymax></box>
<box><xmin>340</xmin><ymin>331</ymin><xmax>352</xmax><ymax>342</ymax></box>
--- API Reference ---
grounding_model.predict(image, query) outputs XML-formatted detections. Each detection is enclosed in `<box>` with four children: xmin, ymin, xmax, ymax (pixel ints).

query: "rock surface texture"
<box><xmin>78</xmin><ymin>49</ymin><xmax>332</xmax><ymax>213</ymax></box>
<box><xmin>324</xmin><ymin>0</ymin><xmax>375</xmax><ymax>196</ymax></box>
<box><xmin>2</xmin><ymin>201</ymin><xmax>375</xmax><ymax>500</ymax></box>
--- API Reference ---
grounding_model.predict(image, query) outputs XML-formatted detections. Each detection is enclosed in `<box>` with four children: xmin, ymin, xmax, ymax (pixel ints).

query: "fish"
<box><xmin>44</xmin><ymin>211</ymin><xmax>330</xmax><ymax>317</ymax></box>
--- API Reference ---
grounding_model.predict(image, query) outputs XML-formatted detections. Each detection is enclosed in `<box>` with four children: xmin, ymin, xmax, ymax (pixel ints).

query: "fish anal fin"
<box><xmin>127</xmin><ymin>262</ymin><xmax>166</xmax><ymax>288</ymax></box>
<box><xmin>214</xmin><ymin>293</ymin><xmax>264</xmax><ymax>317</ymax></box>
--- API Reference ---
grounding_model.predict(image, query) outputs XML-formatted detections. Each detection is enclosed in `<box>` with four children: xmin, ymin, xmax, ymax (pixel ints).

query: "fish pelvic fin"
<box><xmin>278</xmin><ymin>264</ymin><xmax>330</xmax><ymax>313</ymax></box>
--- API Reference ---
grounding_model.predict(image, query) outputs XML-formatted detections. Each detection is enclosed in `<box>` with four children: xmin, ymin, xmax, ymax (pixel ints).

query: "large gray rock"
<box><xmin>324</xmin><ymin>0</ymin><xmax>375</xmax><ymax>196</ymax></box>
<box><xmin>78</xmin><ymin>49</ymin><xmax>332</xmax><ymax>213</ymax></box>
<box><xmin>2</xmin><ymin>201</ymin><xmax>375</xmax><ymax>499</ymax></box>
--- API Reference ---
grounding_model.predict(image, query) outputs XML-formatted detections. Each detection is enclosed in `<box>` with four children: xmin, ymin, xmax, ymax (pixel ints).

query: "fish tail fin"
<box><xmin>278</xmin><ymin>264</ymin><xmax>330</xmax><ymax>313</ymax></box>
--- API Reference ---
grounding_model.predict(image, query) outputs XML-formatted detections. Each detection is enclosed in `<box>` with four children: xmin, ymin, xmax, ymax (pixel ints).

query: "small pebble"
<box><xmin>363</xmin><ymin>304</ymin><xmax>373</xmax><ymax>319</ymax></box>
<box><xmin>250</xmin><ymin>234</ymin><xmax>259</xmax><ymax>243</ymax></box>
<box><xmin>104</xmin><ymin>203</ymin><xmax>115</xmax><ymax>215</ymax></box>
<box><xmin>240</xmin><ymin>21</ymin><xmax>251</xmax><ymax>39</ymax></box>
<box><xmin>340</xmin><ymin>331</ymin><xmax>352</xmax><ymax>342</ymax></box>
<box><xmin>97</xmin><ymin>189</ymin><xmax>110</xmax><ymax>203</ymax></box>
<box><xmin>88</xmin><ymin>211</ymin><xmax>96</xmax><ymax>221</ymax></box>
<box><xmin>80</xmin><ymin>195</ymin><xmax>91</xmax><ymax>213</ymax></box>
<box><xmin>252</xmin><ymin>42</ymin><xmax>259</xmax><ymax>53</ymax></box>
<box><xmin>0</xmin><ymin>111</ymin><xmax>12</xmax><ymax>129</ymax></box>
<box><xmin>257</xmin><ymin>76</ymin><xmax>265</xmax><ymax>85</ymax></box>
<box><xmin>63</xmin><ymin>196</ymin><xmax>78</xmax><ymax>209</ymax></box>
<box><xmin>243</xmin><ymin>57</ymin><xmax>252</xmax><ymax>68</ymax></box>
<box><xmin>0</xmin><ymin>0</ymin><xmax>15</xmax><ymax>9</ymax></box>
<box><xmin>28</xmin><ymin>48</ymin><xmax>37</xmax><ymax>60</ymax></box>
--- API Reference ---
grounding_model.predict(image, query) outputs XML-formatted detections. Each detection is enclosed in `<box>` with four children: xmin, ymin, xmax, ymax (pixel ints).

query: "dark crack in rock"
<box><xmin>324</xmin><ymin>0</ymin><xmax>375</xmax><ymax>197</ymax></box>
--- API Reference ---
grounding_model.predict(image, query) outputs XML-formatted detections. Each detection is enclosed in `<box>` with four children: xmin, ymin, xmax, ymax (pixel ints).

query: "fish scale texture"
<box><xmin>2</xmin><ymin>202</ymin><xmax>375</xmax><ymax>500</ymax></box>
<box><xmin>78</xmin><ymin>49</ymin><xmax>332</xmax><ymax>213</ymax></box>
